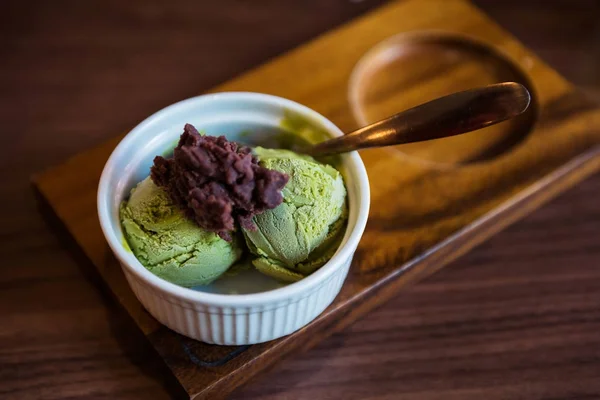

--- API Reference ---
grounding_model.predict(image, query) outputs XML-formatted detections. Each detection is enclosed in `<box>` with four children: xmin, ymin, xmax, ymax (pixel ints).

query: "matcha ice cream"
<box><xmin>242</xmin><ymin>148</ymin><xmax>347</xmax><ymax>282</ymax></box>
<box><xmin>120</xmin><ymin>177</ymin><xmax>242</xmax><ymax>287</ymax></box>
<box><xmin>120</xmin><ymin>124</ymin><xmax>348</xmax><ymax>287</ymax></box>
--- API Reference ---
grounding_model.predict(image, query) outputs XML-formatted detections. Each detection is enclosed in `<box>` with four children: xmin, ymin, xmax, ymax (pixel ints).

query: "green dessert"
<box><xmin>120</xmin><ymin>124</ymin><xmax>348</xmax><ymax>287</ymax></box>
<box><xmin>242</xmin><ymin>147</ymin><xmax>347</xmax><ymax>282</ymax></box>
<box><xmin>120</xmin><ymin>177</ymin><xmax>242</xmax><ymax>287</ymax></box>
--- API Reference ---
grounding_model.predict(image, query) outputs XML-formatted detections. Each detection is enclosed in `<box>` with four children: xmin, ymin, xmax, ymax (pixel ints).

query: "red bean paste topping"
<box><xmin>151</xmin><ymin>124</ymin><xmax>289</xmax><ymax>241</ymax></box>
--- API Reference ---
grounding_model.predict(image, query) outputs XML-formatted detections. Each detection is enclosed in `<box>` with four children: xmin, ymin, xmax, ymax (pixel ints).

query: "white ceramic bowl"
<box><xmin>97</xmin><ymin>92</ymin><xmax>369</xmax><ymax>345</ymax></box>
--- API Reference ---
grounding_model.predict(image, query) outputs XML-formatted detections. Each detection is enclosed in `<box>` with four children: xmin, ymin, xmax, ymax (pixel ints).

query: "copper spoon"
<box><xmin>306</xmin><ymin>82</ymin><xmax>531</xmax><ymax>157</ymax></box>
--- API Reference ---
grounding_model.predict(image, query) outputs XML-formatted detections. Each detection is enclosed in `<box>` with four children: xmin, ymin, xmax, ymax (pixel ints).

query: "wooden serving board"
<box><xmin>33</xmin><ymin>0</ymin><xmax>600</xmax><ymax>398</ymax></box>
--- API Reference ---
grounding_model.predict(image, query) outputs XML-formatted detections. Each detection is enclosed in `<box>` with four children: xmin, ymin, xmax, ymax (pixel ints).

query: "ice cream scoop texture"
<box><xmin>120</xmin><ymin>177</ymin><xmax>242</xmax><ymax>287</ymax></box>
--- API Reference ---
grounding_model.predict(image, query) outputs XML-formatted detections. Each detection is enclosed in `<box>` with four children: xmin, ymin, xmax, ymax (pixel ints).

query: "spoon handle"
<box><xmin>308</xmin><ymin>82</ymin><xmax>531</xmax><ymax>157</ymax></box>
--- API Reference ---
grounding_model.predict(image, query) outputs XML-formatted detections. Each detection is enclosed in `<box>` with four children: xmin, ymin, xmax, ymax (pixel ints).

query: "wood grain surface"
<box><xmin>3</xmin><ymin>0</ymin><xmax>600</xmax><ymax>399</ymax></box>
<box><xmin>31</xmin><ymin>0</ymin><xmax>600</xmax><ymax>397</ymax></box>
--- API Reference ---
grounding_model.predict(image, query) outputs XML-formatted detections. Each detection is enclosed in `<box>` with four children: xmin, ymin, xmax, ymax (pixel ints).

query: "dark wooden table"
<box><xmin>2</xmin><ymin>1</ymin><xmax>599</xmax><ymax>399</ymax></box>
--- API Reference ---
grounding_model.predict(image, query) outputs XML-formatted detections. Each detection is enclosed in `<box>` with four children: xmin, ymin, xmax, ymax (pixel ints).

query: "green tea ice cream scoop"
<box><xmin>242</xmin><ymin>148</ymin><xmax>348</xmax><ymax>282</ymax></box>
<box><xmin>120</xmin><ymin>177</ymin><xmax>242</xmax><ymax>287</ymax></box>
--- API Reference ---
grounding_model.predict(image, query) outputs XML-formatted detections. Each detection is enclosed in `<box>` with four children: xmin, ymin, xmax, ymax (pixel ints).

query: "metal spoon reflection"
<box><xmin>304</xmin><ymin>82</ymin><xmax>531</xmax><ymax>157</ymax></box>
